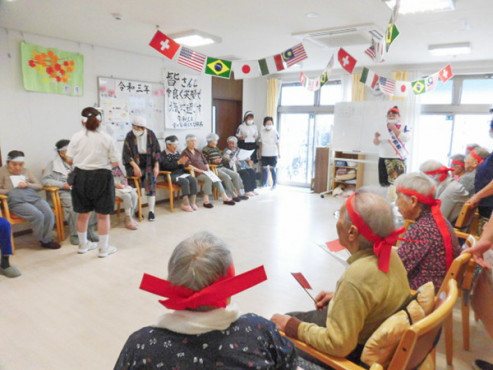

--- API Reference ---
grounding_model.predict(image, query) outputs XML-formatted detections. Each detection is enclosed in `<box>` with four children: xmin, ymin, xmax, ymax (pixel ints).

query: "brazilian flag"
<box><xmin>412</xmin><ymin>80</ymin><xmax>426</xmax><ymax>95</ymax></box>
<box><xmin>385</xmin><ymin>18</ymin><xmax>399</xmax><ymax>52</ymax></box>
<box><xmin>205</xmin><ymin>57</ymin><xmax>232</xmax><ymax>79</ymax></box>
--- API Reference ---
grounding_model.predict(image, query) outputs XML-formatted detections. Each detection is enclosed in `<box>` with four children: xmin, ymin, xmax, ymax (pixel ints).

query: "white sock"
<box><xmin>77</xmin><ymin>232</ymin><xmax>87</xmax><ymax>246</ymax></box>
<box><xmin>98</xmin><ymin>234</ymin><xmax>109</xmax><ymax>249</ymax></box>
<box><xmin>148</xmin><ymin>196</ymin><xmax>156</xmax><ymax>212</ymax></box>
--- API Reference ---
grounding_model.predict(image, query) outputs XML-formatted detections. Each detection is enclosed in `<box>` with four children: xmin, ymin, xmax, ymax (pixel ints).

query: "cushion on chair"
<box><xmin>361</xmin><ymin>282</ymin><xmax>434</xmax><ymax>367</ymax></box>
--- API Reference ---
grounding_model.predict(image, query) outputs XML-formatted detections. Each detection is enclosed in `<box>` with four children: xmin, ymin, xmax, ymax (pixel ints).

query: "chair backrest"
<box><xmin>454</xmin><ymin>202</ymin><xmax>479</xmax><ymax>234</ymax></box>
<box><xmin>388</xmin><ymin>279</ymin><xmax>459</xmax><ymax>369</ymax></box>
<box><xmin>437</xmin><ymin>252</ymin><xmax>472</xmax><ymax>297</ymax></box>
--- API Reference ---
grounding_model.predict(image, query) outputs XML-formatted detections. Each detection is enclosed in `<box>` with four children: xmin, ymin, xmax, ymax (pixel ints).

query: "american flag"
<box><xmin>282</xmin><ymin>43</ymin><xmax>308</xmax><ymax>67</ymax></box>
<box><xmin>177</xmin><ymin>47</ymin><xmax>206</xmax><ymax>72</ymax></box>
<box><xmin>364</xmin><ymin>46</ymin><xmax>376</xmax><ymax>60</ymax></box>
<box><xmin>379</xmin><ymin>76</ymin><xmax>395</xmax><ymax>96</ymax></box>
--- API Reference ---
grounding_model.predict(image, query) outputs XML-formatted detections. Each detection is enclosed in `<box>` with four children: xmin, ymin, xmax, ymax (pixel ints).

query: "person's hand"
<box><xmin>133</xmin><ymin>167</ymin><xmax>142</xmax><ymax>178</ymax></box>
<box><xmin>17</xmin><ymin>182</ymin><xmax>28</xmax><ymax>188</ymax></box>
<box><xmin>468</xmin><ymin>195</ymin><xmax>480</xmax><ymax>208</ymax></box>
<box><xmin>214</xmin><ymin>158</ymin><xmax>222</xmax><ymax>164</ymax></box>
<box><xmin>374</xmin><ymin>132</ymin><xmax>380</xmax><ymax>138</ymax></box>
<box><xmin>62</xmin><ymin>183</ymin><xmax>71</xmax><ymax>190</ymax></box>
<box><xmin>115</xmin><ymin>184</ymin><xmax>125</xmax><ymax>189</ymax></box>
<box><xmin>238</xmin><ymin>135</ymin><xmax>246</xmax><ymax>140</ymax></box>
<box><xmin>270</xmin><ymin>313</ymin><xmax>291</xmax><ymax>332</ymax></box>
<box><xmin>153</xmin><ymin>166</ymin><xmax>159</xmax><ymax>179</ymax></box>
<box><xmin>177</xmin><ymin>156</ymin><xmax>188</xmax><ymax>165</ymax></box>
<box><xmin>373</xmin><ymin>132</ymin><xmax>380</xmax><ymax>146</ymax></box>
<box><xmin>254</xmin><ymin>134</ymin><xmax>259</xmax><ymax>140</ymax></box>
<box><xmin>462</xmin><ymin>240</ymin><xmax>493</xmax><ymax>269</ymax></box>
<box><xmin>314</xmin><ymin>291</ymin><xmax>334</xmax><ymax>310</ymax></box>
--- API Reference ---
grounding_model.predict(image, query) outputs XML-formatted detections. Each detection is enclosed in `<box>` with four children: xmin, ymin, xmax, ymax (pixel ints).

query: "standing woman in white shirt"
<box><xmin>259</xmin><ymin>116</ymin><xmax>280</xmax><ymax>190</ymax></box>
<box><xmin>66</xmin><ymin>107</ymin><xmax>120</xmax><ymax>258</ymax></box>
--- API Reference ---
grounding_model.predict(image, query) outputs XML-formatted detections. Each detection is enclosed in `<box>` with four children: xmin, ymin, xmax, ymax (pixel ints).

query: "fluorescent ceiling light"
<box><xmin>428</xmin><ymin>42</ymin><xmax>471</xmax><ymax>56</ymax></box>
<box><xmin>171</xmin><ymin>30</ymin><xmax>221</xmax><ymax>47</ymax></box>
<box><xmin>383</xmin><ymin>0</ymin><xmax>454</xmax><ymax>14</ymax></box>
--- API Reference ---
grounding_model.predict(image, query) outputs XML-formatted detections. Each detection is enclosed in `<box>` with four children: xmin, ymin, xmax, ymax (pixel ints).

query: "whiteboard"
<box><xmin>98</xmin><ymin>77</ymin><xmax>165</xmax><ymax>141</ymax></box>
<box><xmin>332</xmin><ymin>101</ymin><xmax>407</xmax><ymax>154</ymax></box>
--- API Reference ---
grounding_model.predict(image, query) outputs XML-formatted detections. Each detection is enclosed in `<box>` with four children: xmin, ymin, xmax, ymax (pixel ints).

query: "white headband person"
<box><xmin>206</xmin><ymin>133</ymin><xmax>219</xmax><ymax>142</ymax></box>
<box><xmin>132</xmin><ymin>116</ymin><xmax>147</xmax><ymax>128</ymax></box>
<box><xmin>185</xmin><ymin>134</ymin><xmax>197</xmax><ymax>142</ymax></box>
<box><xmin>165</xmin><ymin>137</ymin><xmax>179</xmax><ymax>144</ymax></box>
<box><xmin>7</xmin><ymin>156</ymin><xmax>25</xmax><ymax>162</ymax></box>
<box><xmin>227</xmin><ymin>136</ymin><xmax>238</xmax><ymax>144</ymax></box>
<box><xmin>56</xmin><ymin>145</ymin><xmax>68</xmax><ymax>152</ymax></box>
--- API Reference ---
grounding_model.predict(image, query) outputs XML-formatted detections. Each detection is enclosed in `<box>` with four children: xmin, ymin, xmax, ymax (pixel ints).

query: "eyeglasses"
<box><xmin>333</xmin><ymin>210</ymin><xmax>340</xmax><ymax>220</ymax></box>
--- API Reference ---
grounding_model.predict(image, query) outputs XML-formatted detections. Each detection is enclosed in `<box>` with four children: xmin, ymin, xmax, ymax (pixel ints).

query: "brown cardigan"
<box><xmin>0</xmin><ymin>166</ymin><xmax>42</xmax><ymax>195</ymax></box>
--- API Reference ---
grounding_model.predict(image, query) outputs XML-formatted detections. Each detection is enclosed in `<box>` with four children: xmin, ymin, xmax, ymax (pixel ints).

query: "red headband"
<box><xmin>470</xmin><ymin>149</ymin><xmax>484</xmax><ymax>164</ymax></box>
<box><xmin>140</xmin><ymin>265</ymin><xmax>267</xmax><ymax>310</ymax></box>
<box><xmin>396</xmin><ymin>187</ymin><xmax>453</xmax><ymax>270</ymax></box>
<box><xmin>424</xmin><ymin>166</ymin><xmax>454</xmax><ymax>182</ymax></box>
<box><xmin>345</xmin><ymin>193</ymin><xmax>405</xmax><ymax>273</ymax></box>
<box><xmin>388</xmin><ymin>107</ymin><xmax>400</xmax><ymax>115</ymax></box>
<box><xmin>451</xmin><ymin>159</ymin><xmax>465</xmax><ymax>167</ymax></box>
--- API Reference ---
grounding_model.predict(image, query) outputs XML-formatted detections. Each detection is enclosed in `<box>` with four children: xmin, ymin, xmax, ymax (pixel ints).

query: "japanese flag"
<box><xmin>232</xmin><ymin>60</ymin><xmax>261</xmax><ymax>79</ymax></box>
<box><xmin>394</xmin><ymin>81</ymin><xmax>411</xmax><ymax>97</ymax></box>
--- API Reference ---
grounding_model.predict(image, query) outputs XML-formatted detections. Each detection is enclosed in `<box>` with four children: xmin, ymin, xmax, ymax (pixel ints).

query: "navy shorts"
<box><xmin>72</xmin><ymin>168</ymin><xmax>115</xmax><ymax>214</ymax></box>
<box><xmin>261</xmin><ymin>156</ymin><xmax>278</xmax><ymax>167</ymax></box>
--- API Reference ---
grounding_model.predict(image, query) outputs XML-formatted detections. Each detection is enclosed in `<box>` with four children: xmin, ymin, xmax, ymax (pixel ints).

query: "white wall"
<box><xmin>0</xmin><ymin>29</ymin><xmax>213</xmax><ymax>180</ymax></box>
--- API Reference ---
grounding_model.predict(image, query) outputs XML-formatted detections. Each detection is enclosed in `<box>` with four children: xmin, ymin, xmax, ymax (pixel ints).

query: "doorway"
<box><xmin>213</xmin><ymin>99</ymin><xmax>242</xmax><ymax>149</ymax></box>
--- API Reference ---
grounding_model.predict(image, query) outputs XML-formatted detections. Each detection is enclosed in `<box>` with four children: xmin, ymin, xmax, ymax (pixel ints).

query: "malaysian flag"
<box><xmin>282</xmin><ymin>43</ymin><xmax>308</xmax><ymax>67</ymax></box>
<box><xmin>379</xmin><ymin>76</ymin><xmax>396</xmax><ymax>96</ymax></box>
<box><xmin>177</xmin><ymin>47</ymin><xmax>206</xmax><ymax>72</ymax></box>
<box><xmin>364</xmin><ymin>45</ymin><xmax>376</xmax><ymax>60</ymax></box>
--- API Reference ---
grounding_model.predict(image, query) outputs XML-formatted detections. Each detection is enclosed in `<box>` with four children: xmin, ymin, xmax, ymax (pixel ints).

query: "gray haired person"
<box><xmin>115</xmin><ymin>231</ymin><xmax>297</xmax><ymax>369</ymax></box>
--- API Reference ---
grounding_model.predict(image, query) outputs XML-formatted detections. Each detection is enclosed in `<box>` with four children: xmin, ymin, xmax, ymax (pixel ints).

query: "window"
<box><xmin>280</xmin><ymin>84</ymin><xmax>315</xmax><ymax>106</ymax></box>
<box><xmin>419</xmin><ymin>79</ymin><xmax>453</xmax><ymax>104</ymax></box>
<box><xmin>451</xmin><ymin>115</ymin><xmax>492</xmax><ymax>153</ymax></box>
<box><xmin>461</xmin><ymin>78</ymin><xmax>493</xmax><ymax>104</ymax></box>
<box><xmin>320</xmin><ymin>82</ymin><xmax>343</xmax><ymax>105</ymax></box>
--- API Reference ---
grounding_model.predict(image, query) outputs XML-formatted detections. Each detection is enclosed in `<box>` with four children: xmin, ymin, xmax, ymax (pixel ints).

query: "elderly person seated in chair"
<box><xmin>0</xmin><ymin>150</ymin><xmax>60</xmax><ymax>249</ymax></box>
<box><xmin>420</xmin><ymin>159</ymin><xmax>469</xmax><ymax>223</ymax></box>
<box><xmin>115</xmin><ymin>231</ymin><xmax>297</xmax><ymax>369</ymax></box>
<box><xmin>42</xmin><ymin>139</ymin><xmax>98</xmax><ymax>245</ymax></box>
<box><xmin>202</xmin><ymin>133</ymin><xmax>248</xmax><ymax>202</ymax></box>
<box><xmin>223</xmin><ymin>136</ymin><xmax>258</xmax><ymax>197</ymax></box>
<box><xmin>271</xmin><ymin>189</ymin><xmax>411</xmax><ymax>363</ymax></box>
<box><xmin>181</xmin><ymin>134</ymin><xmax>235</xmax><ymax>208</ymax></box>
<box><xmin>160</xmin><ymin>135</ymin><xmax>198</xmax><ymax>212</ymax></box>
<box><xmin>461</xmin><ymin>146</ymin><xmax>489</xmax><ymax>196</ymax></box>
<box><xmin>395</xmin><ymin>172</ymin><xmax>461</xmax><ymax>291</ymax></box>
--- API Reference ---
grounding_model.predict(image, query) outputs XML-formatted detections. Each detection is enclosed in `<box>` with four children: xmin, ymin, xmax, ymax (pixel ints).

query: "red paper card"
<box><xmin>291</xmin><ymin>272</ymin><xmax>312</xmax><ymax>290</ymax></box>
<box><xmin>325</xmin><ymin>239</ymin><xmax>346</xmax><ymax>252</ymax></box>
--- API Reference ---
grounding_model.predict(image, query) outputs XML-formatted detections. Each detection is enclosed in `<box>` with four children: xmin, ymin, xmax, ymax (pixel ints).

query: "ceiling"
<box><xmin>2</xmin><ymin>0</ymin><xmax>493</xmax><ymax>74</ymax></box>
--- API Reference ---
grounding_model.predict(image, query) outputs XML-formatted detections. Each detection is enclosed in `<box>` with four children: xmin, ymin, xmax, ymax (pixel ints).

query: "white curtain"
<box><xmin>266</xmin><ymin>78</ymin><xmax>280</xmax><ymax>118</ymax></box>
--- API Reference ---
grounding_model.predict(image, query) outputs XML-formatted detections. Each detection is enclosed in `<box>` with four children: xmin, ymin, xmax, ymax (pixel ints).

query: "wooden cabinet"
<box><xmin>331</xmin><ymin>151</ymin><xmax>365</xmax><ymax>191</ymax></box>
<box><xmin>313</xmin><ymin>147</ymin><xmax>330</xmax><ymax>193</ymax></box>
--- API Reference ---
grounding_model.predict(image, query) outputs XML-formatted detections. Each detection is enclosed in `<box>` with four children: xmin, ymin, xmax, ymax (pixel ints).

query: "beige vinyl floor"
<box><xmin>1</xmin><ymin>186</ymin><xmax>492</xmax><ymax>369</ymax></box>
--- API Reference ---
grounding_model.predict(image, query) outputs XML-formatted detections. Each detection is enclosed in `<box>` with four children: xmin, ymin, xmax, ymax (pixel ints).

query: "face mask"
<box><xmin>246</xmin><ymin>119</ymin><xmax>254</xmax><ymax>125</ymax></box>
<box><xmin>133</xmin><ymin>129</ymin><xmax>145</xmax><ymax>137</ymax></box>
<box><xmin>387</xmin><ymin>118</ymin><xmax>399</xmax><ymax>125</ymax></box>
<box><xmin>265</xmin><ymin>125</ymin><xmax>273</xmax><ymax>131</ymax></box>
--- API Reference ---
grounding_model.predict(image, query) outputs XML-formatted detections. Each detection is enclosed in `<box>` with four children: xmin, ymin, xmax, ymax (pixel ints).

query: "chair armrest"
<box><xmin>0</xmin><ymin>194</ymin><xmax>12</xmax><ymax>219</ymax></box>
<box><xmin>209</xmin><ymin>164</ymin><xmax>219</xmax><ymax>174</ymax></box>
<box><xmin>185</xmin><ymin>166</ymin><xmax>196</xmax><ymax>177</ymax></box>
<box><xmin>158</xmin><ymin>171</ymin><xmax>174</xmax><ymax>187</ymax></box>
<box><xmin>279</xmin><ymin>331</ymin><xmax>367</xmax><ymax>370</ymax></box>
<box><xmin>43</xmin><ymin>186</ymin><xmax>60</xmax><ymax>193</ymax></box>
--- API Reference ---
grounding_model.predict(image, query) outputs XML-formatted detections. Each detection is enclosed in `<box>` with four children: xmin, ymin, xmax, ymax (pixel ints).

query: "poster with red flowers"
<box><xmin>21</xmin><ymin>41</ymin><xmax>84</xmax><ymax>96</ymax></box>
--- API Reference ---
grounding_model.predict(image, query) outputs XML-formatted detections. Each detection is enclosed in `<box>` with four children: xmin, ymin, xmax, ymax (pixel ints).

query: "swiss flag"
<box><xmin>438</xmin><ymin>64</ymin><xmax>453</xmax><ymax>83</ymax></box>
<box><xmin>337</xmin><ymin>48</ymin><xmax>357</xmax><ymax>74</ymax></box>
<box><xmin>149</xmin><ymin>31</ymin><xmax>180</xmax><ymax>59</ymax></box>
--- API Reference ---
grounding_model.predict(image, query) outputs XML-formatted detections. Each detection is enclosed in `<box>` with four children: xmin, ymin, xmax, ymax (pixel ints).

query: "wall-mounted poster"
<box><xmin>21</xmin><ymin>41</ymin><xmax>84</xmax><ymax>96</ymax></box>
<box><xmin>98</xmin><ymin>77</ymin><xmax>165</xmax><ymax>141</ymax></box>
<box><xmin>164</xmin><ymin>70</ymin><xmax>204</xmax><ymax>129</ymax></box>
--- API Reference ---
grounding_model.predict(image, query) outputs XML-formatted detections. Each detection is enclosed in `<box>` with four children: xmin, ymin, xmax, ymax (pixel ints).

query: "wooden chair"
<box><xmin>156</xmin><ymin>171</ymin><xmax>181</xmax><ymax>212</ymax></box>
<box><xmin>281</xmin><ymin>279</ymin><xmax>458</xmax><ymax>370</ymax></box>
<box><xmin>0</xmin><ymin>187</ymin><xmax>65</xmax><ymax>253</ymax></box>
<box><xmin>188</xmin><ymin>166</ymin><xmax>218</xmax><ymax>200</ymax></box>
<box><xmin>454</xmin><ymin>202</ymin><xmax>480</xmax><ymax>237</ymax></box>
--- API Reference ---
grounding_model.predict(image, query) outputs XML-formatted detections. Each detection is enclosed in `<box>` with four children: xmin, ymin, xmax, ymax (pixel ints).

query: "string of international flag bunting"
<box><xmin>149</xmin><ymin>1</ymin><xmax>453</xmax><ymax>97</ymax></box>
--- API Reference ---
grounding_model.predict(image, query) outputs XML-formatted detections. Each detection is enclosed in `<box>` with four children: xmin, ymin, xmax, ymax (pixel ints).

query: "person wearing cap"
<box><xmin>160</xmin><ymin>135</ymin><xmax>198</xmax><ymax>212</ymax></box>
<box><xmin>66</xmin><ymin>107</ymin><xmax>120</xmax><ymax>258</ymax></box>
<box><xmin>0</xmin><ymin>217</ymin><xmax>21</xmax><ymax>278</ymax></box>
<box><xmin>0</xmin><ymin>150</ymin><xmax>60</xmax><ymax>249</ymax></box>
<box><xmin>460</xmin><ymin>146</ymin><xmax>489</xmax><ymax>195</ymax></box>
<box><xmin>449</xmin><ymin>153</ymin><xmax>466</xmax><ymax>180</ymax></box>
<box><xmin>181</xmin><ymin>134</ymin><xmax>236</xmax><ymax>208</ymax></box>
<box><xmin>42</xmin><ymin>139</ymin><xmax>99</xmax><ymax>245</ymax></box>
<box><xmin>202</xmin><ymin>133</ymin><xmax>248</xmax><ymax>202</ymax></box>
<box><xmin>395</xmin><ymin>172</ymin><xmax>460</xmax><ymax>291</ymax></box>
<box><xmin>259</xmin><ymin>116</ymin><xmax>280</xmax><ymax>189</ymax></box>
<box><xmin>223</xmin><ymin>136</ymin><xmax>258</xmax><ymax>196</ymax></box>
<box><xmin>122</xmin><ymin>116</ymin><xmax>161</xmax><ymax>221</ymax></box>
<box><xmin>271</xmin><ymin>190</ymin><xmax>410</xmax><ymax>361</ymax></box>
<box><xmin>373</xmin><ymin>106</ymin><xmax>410</xmax><ymax>187</ymax></box>
<box><xmin>115</xmin><ymin>231</ymin><xmax>297</xmax><ymax>369</ymax></box>
<box><xmin>420</xmin><ymin>159</ymin><xmax>469</xmax><ymax>223</ymax></box>
<box><xmin>236</xmin><ymin>111</ymin><xmax>259</xmax><ymax>152</ymax></box>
